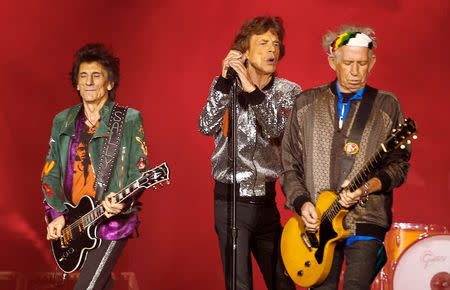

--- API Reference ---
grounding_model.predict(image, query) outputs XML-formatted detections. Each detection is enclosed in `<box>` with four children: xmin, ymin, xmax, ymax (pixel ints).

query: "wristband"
<box><xmin>359</xmin><ymin>182</ymin><xmax>369</xmax><ymax>207</ymax></box>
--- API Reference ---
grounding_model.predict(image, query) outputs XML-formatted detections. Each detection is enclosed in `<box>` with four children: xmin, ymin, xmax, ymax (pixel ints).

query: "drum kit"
<box><xmin>372</xmin><ymin>223</ymin><xmax>450</xmax><ymax>290</ymax></box>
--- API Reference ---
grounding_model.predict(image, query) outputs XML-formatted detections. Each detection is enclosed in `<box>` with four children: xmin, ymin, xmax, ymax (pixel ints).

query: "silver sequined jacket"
<box><xmin>199</xmin><ymin>76</ymin><xmax>301</xmax><ymax>197</ymax></box>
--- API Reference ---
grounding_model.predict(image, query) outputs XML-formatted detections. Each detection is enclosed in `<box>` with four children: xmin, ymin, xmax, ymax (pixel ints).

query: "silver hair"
<box><xmin>323</xmin><ymin>24</ymin><xmax>377</xmax><ymax>62</ymax></box>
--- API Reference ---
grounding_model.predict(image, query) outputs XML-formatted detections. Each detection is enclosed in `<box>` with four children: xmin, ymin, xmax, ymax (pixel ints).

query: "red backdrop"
<box><xmin>0</xmin><ymin>0</ymin><xmax>449</xmax><ymax>289</ymax></box>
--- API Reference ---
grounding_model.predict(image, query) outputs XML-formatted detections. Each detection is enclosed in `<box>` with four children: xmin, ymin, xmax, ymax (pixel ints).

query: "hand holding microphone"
<box><xmin>221</xmin><ymin>50</ymin><xmax>255</xmax><ymax>92</ymax></box>
<box><xmin>221</xmin><ymin>50</ymin><xmax>244</xmax><ymax>79</ymax></box>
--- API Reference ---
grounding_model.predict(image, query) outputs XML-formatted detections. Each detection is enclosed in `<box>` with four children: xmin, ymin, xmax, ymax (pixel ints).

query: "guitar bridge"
<box><xmin>307</xmin><ymin>232</ymin><xmax>320</xmax><ymax>248</ymax></box>
<box><xmin>301</xmin><ymin>233</ymin><xmax>313</xmax><ymax>251</ymax></box>
<box><xmin>301</xmin><ymin>232</ymin><xmax>319</xmax><ymax>251</ymax></box>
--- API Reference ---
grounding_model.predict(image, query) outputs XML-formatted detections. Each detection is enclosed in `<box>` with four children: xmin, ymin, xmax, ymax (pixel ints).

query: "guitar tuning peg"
<box><xmin>406</xmin><ymin>140</ymin><xmax>411</xmax><ymax>144</ymax></box>
<box><xmin>392</xmin><ymin>129</ymin><xmax>397</xmax><ymax>132</ymax></box>
<box><xmin>404</xmin><ymin>118</ymin><xmax>407</xmax><ymax>122</ymax></box>
<box><xmin>413</xmin><ymin>135</ymin><xmax>418</xmax><ymax>140</ymax></box>
<box><xmin>166</xmin><ymin>181</ymin><xmax>171</xmax><ymax>185</ymax></box>
<box><xmin>400</xmin><ymin>145</ymin><xmax>406</xmax><ymax>149</ymax></box>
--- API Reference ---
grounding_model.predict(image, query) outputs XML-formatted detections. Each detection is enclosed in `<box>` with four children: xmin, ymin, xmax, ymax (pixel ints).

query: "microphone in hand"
<box><xmin>226</xmin><ymin>67</ymin><xmax>237</xmax><ymax>81</ymax></box>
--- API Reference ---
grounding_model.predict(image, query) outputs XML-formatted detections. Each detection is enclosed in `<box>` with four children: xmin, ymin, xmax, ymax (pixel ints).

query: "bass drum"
<box><xmin>372</xmin><ymin>223</ymin><xmax>449</xmax><ymax>289</ymax></box>
<box><xmin>393</xmin><ymin>235</ymin><xmax>450</xmax><ymax>289</ymax></box>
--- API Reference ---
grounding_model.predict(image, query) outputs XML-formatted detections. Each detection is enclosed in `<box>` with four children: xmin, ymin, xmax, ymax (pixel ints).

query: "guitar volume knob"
<box><xmin>297</xmin><ymin>270</ymin><xmax>303</xmax><ymax>276</ymax></box>
<box><xmin>305</xmin><ymin>261</ymin><xmax>311</xmax><ymax>267</ymax></box>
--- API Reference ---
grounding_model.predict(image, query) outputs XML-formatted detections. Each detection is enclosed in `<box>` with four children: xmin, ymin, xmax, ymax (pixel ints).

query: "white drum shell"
<box><xmin>393</xmin><ymin>235</ymin><xmax>450</xmax><ymax>289</ymax></box>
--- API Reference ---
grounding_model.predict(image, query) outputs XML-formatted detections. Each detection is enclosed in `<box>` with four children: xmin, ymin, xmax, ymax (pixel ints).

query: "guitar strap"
<box><xmin>338</xmin><ymin>89</ymin><xmax>377</xmax><ymax>187</ymax></box>
<box><xmin>94</xmin><ymin>104</ymin><xmax>128</xmax><ymax>201</ymax></box>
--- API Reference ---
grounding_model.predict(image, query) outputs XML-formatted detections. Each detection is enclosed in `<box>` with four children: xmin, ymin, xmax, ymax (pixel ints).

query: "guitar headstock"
<box><xmin>139</xmin><ymin>162</ymin><xmax>170</xmax><ymax>190</ymax></box>
<box><xmin>383</xmin><ymin>118</ymin><xmax>418</xmax><ymax>152</ymax></box>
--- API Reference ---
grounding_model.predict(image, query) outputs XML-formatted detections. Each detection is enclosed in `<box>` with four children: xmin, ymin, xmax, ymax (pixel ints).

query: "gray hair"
<box><xmin>322</xmin><ymin>24</ymin><xmax>377</xmax><ymax>62</ymax></box>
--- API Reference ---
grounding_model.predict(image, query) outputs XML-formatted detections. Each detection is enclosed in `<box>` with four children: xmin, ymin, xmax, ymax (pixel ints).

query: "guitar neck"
<box><xmin>76</xmin><ymin>163</ymin><xmax>169</xmax><ymax>228</ymax></box>
<box><xmin>342</xmin><ymin>146</ymin><xmax>385</xmax><ymax>193</ymax></box>
<box><xmin>321</xmin><ymin>118</ymin><xmax>416</xmax><ymax>225</ymax></box>
<box><xmin>322</xmin><ymin>146</ymin><xmax>385</xmax><ymax>223</ymax></box>
<box><xmin>59</xmin><ymin>162</ymin><xmax>169</xmax><ymax>247</ymax></box>
<box><xmin>81</xmin><ymin>179</ymin><xmax>142</xmax><ymax>229</ymax></box>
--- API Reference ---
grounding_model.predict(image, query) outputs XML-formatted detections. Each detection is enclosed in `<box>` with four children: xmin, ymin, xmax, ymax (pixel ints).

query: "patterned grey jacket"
<box><xmin>280</xmin><ymin>80</ymin><xmax>411</xmax><ymax>239</ymax></box>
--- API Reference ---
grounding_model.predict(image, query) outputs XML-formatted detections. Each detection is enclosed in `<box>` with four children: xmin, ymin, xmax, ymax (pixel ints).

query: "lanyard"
<box><xmin>336</xmin><ymin>83</ymin><xmax>365</xmax><ymax>129</ymax></box>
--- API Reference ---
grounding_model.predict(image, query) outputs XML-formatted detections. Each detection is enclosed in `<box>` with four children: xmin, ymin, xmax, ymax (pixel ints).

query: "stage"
<box><xmin>0</xmin><ymin>0</ymin><xmax>449</xmax><ymax>289</ymax></box>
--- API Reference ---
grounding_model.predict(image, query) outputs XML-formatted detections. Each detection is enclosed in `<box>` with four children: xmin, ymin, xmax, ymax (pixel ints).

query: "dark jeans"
<box><xmin>74</xmin><ymin>238</ymin><xmax>127</xmax><ymax>290</ymax></box>
<box><xmin>214</xmin><ymin>199</ymin><xmax>295</xmax><ymax>290</ymax></box>
<box><xmin>312</xmin><ymin>239</ymin><xmax>382</xmax><ymax>290</ymax></box>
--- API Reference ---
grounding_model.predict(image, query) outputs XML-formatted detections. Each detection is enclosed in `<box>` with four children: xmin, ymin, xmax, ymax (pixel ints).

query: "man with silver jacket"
<box><xmin>199</xmin><ymin>16</ymin><xmax>301</xmax><ymax>290</ymax></box>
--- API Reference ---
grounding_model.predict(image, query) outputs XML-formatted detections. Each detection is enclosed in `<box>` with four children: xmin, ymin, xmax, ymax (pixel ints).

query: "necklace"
<box><xmin>85</xmin><ymin>115</ymin><xmax>98</xmax><ymax>127</ymax></box>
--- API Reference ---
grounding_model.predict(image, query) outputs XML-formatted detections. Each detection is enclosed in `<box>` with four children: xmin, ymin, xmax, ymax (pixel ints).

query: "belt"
<box><xmin>214</xmin><ymin>180</ymin><xmax>276</xmax><ymax>205</ymax></box>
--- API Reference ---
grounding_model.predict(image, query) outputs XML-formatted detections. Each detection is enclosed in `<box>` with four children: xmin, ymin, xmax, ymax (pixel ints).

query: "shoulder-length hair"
<box><xmin>231</xmin><ymin>16</ymin><xmax>285</xmax><ymax>60</ymax></box>
<box><xmin>70</xmin><ymin>43</ymin><xmax>120</xmax><ymax>101</ymax></box>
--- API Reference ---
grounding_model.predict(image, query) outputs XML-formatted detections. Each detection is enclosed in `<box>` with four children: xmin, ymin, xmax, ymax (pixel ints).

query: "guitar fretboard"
<box><xmin>59</xmin><ymin>162</ymin><xmax>169</xmax><ymax>245</ymax></box>
<box><xmin>321</xmin><ymin>118</ymin><xmax>416</xmax><ymax>223</ymax></box>
<box><xmin>321</xmin><ymin>145</ymin><xmax>386</xmax><ymax>223</ymax></box>
<box><xmin>84</xmin><ymin>180</ymin><xmax>141</xmax><ymax>227</ymax></box>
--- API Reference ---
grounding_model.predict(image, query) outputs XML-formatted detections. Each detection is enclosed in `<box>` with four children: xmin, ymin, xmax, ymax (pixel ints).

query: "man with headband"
<box><xmin>280</xmin><ymin>24</ymin><xmax>411</xmax><ymax>289</ymax></box>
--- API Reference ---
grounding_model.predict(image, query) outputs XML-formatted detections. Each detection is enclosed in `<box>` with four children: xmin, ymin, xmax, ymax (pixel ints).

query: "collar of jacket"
<box><xmin>60</xmin><ymin>99</ymin><xmax>115</xmax><ymax>138</ymax></box>
<box><xmin>261</xmin><ymin>75</ymin><xmax>275</xmax><ymax>91</ymax></box>
<box><xmin>329</xmin><ymin>79</ymin><xmax>378</xmax><ymax>100</ymax></box>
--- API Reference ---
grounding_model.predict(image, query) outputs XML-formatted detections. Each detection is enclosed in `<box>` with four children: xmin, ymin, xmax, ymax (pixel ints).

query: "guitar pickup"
<box><xmin>60</xmin><ymin>238</ymin><xmax>68</xmax><ymax>249</ymax></box>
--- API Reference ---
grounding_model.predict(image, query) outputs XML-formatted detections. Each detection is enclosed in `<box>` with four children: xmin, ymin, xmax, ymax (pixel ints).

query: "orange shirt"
<box><xmin>72</xmin><ymin>121</ymin><xmax>99</xmax><ymax>205</ymax></box>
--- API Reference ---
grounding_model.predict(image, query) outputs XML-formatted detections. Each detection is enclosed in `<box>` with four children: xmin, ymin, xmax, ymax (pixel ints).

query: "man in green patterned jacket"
<box><xmin>42</xmin><ymin>43</ymin><xmax>148</xmax><ymax>289</ymax></box>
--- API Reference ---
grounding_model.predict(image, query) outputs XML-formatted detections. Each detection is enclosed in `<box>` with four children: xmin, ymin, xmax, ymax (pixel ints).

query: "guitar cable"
<box><xmin>52</xmin><ymin>266</ymin><xmax>67</xmax><ymax>287</ymax></box>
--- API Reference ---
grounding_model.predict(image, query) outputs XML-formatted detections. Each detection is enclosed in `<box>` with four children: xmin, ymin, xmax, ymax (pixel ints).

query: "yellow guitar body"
<box><xmin>281</xmin><ymin>190</ymin><xmax>351</xmax><ymax>287</ymax></box>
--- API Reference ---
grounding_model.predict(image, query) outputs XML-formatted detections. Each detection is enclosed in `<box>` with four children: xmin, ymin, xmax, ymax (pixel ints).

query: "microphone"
<box><xmin>226</xmin><ymin>67</ymin><xmax>237</xmax><ymax>81</ymax></box>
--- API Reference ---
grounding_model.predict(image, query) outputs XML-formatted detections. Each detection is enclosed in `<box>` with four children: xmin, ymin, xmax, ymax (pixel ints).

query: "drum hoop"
<box><xmin>392</xmin><ymin>222</ymin><xmax>449</xmax><ymax>233</ymax></box>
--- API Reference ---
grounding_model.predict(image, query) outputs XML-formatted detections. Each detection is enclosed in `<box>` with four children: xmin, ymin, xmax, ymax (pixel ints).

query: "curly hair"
<box><xmin>231</xmin><ymin>16</ymin><xmax>285</xmax><ymax>60</ymax></box>
<box><xmin>322</xmin><ymin>24</ymin><xmax>377</xmax><ymax>61</ymax></box>
<box><xmin>70</xmin><ymin>43</ymin><xmax>120</xmax><ymax>101</ymax></box>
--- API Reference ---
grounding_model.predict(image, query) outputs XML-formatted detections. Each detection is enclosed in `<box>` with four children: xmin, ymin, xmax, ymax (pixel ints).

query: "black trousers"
<box><xmin>312</xmin><ymin>239</ymin><xmax>382</xmax><ymax>290</ymax></box>
<box><xmin>74</xmin><ymin>238</ymin><xmax>127</xmax><ymax>290</ymax></box>
<box><xmin>214</xmin><ymin>198</ymin><xmax>295</xmax><ymax>290</ymax></box>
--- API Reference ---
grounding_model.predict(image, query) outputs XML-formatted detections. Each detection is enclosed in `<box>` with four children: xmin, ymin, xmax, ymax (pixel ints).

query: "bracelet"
<box><xmin>359</xmin><ymin>182</ymin><xmax>370</xmax><ymax>207</ymax></box>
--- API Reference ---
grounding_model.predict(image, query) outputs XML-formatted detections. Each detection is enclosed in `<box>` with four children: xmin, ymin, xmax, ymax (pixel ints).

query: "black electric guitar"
<box><xmin>281</xmin><ymin>118</ymin><xmax>417</xmax><ymax>287</ymax></box>
<box><xmin>50</xmin><ymin>162</ymin><xmax>170</xmax><ymax>273</ymax></box>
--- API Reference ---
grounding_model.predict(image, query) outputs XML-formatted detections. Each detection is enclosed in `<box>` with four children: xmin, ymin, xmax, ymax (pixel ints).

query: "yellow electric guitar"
<box><xmin>281</xmin><ymin>118</ymin><xmax>417</xmax><ymax>287</ymax></box>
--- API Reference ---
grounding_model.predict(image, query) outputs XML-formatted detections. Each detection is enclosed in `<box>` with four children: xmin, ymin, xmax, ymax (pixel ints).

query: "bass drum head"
<box><xmin>393</xmin><ymin>235</ymin><xmax>450</xmax><ymax>289</ymax></box>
